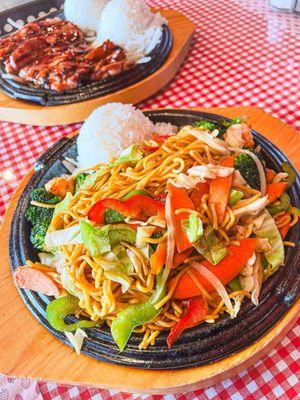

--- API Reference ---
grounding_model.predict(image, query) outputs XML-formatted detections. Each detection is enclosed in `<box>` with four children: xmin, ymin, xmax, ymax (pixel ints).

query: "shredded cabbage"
<box><xmin>44</xmin><ymin>225</ymin><xmax>82</xmax><ymax>251</ymax></box>
<box><xmin>65</xmin><ymin>329</ymin><xmax>87</xmax><ymax>355</ymax></box>
<box><xmin>253</xmin><ymin>210</ymin><xmax>284</xmax><ymax>272</ymax></box>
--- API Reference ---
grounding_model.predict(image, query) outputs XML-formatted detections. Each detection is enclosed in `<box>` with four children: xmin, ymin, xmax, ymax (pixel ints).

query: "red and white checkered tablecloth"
<box><xmin>0</xmin><ymin>0</ymin><xmax>299</xmax><ymax>399</ymax></box>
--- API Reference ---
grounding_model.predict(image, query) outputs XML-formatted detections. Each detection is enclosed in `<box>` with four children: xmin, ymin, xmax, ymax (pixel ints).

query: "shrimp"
<box><xmin>224</xmin><ymin>122</ymin><xmax>254</xmax><ymax>149</ymax></box>
<box><xmin>45</xmin><ymin>176</ymin><xmax>74</xmax><ymax>198</ymax></box>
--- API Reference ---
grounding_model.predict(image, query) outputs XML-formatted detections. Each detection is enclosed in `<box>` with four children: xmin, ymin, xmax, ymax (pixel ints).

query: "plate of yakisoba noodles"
<box><xmin>10</xmin><ymin>104</ymin><xmax>299</xmax><ymax>369</ymax></box>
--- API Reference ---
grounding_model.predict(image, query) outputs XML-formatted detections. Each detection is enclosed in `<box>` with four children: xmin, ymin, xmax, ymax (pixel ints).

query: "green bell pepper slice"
<box><xmin>282</xmin><ymin>162</ymin><xmax>297</xmax><ymax>188</ymax></box>
<box><xmin>122</xmin><ymin>189</ymin><xmax>153</xmax><ymax>200</ymax></box>
<box><xmin>111</xmin><ymin>272</ymin><xmax>166</xmax><ymax>351</ymax></box>
<box><xmin>267</xmin><ymin>193</ymin><xmax>291</xmax><ymax>215</ymax></box>
<box><xmin>228</xmin><ymin>276</ymin><xmax>242</xmax><ymax>292</ymax></box>
<box><xmin>229</xmin><ymin>189</ymin><xmax>244</xmax><ymax>206</ymax></box>
<box><xmin>46</xmin><ymin>295</ymin><xmax>101</xmax><ymax>332</ymax></box>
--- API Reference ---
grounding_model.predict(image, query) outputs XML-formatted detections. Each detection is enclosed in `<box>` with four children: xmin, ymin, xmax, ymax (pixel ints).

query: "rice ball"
<box><xmin>77</xmin><ymin>103</ymin><xmax>154</xmax><ymax>169</ymax></box>
<box><xmin>96</xmin><ymin>0</ymin><xmax>166</xmax><ymax>60</ymax></box>
<box><xmin>64</xmin><ymin>0</ymin><xmax>109</xmax><ymax>31</ymax></box>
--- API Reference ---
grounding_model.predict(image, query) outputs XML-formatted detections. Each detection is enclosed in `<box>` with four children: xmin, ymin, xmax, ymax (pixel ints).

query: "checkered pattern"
<box><xmin>37</xmin><ymin>317</ymin><xmax>300</xmax><ymax>399</ymax></box>
<box><xmin>0</xmin><ymin>0</ymin><xmax>299</xmax><ymax>398</ymax></box>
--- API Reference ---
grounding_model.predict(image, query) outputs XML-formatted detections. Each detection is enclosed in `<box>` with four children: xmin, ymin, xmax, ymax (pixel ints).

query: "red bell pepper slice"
<box><xmin>167</xmin><ymin>295</ymin><xmax>208</xmax><ymax>348</ymax></box>
<box><xmin>168</xmin><ymin>183</ymin><xmax>195</xmax><ymax>253</ymax></box>
<box><xmin>152</xmin><ymin>133</ymin><xmax>171</xmax><ymax>144</ymax></box>
<box><xmin>171</xmin><ymin>238</ymin><xmax>258</xmax><ymax>299</ymax></box>
<box><xmin>141</xmin><ymin>145</ymin><xmax>159</xmax><ymax>153</ymax></box>
<box><xmin>88</xmin><ymin>195</ymin><xmax>165</xmax><ymax>224</ymax></box>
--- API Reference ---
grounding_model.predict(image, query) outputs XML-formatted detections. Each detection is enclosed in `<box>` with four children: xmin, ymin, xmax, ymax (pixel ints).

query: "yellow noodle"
<box><xmin>25</xmin><ymin>125</ymin><xmax>289</xmax><ymax>349</ymax></box>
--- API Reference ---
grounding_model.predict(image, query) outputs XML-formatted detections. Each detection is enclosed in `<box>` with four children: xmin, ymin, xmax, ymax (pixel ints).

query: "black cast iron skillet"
<box><xmin>0</xmin><ymin>3</ymin><xmax>172</xmax><ymax>106</ymax></box>
<box><xmin>9</xmin><ymin>109</ymin><xmax>300</xmax><ymax>369</ymax></box>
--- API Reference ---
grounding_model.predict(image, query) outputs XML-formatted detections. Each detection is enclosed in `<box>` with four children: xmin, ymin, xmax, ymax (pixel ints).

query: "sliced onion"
<box><xmin>273</xmin><ymin>172</ymin><xmax>289</xmax><ymax>183</ymax></box>
<box><xmin>185</xmin><ymin>127</ymin><xmax>230</xmax><ymax>155</ymax></box>
<box><xmin>192</xmin><ymin>262</ymin><xmax>234</xmax><ymax>318</ymax></box>
<box><xmin>233</xmin><ymin>196</ymin><xmax>268</xmax><ymax>218</ymax></box>
<box><xmin>152</xmin><ymin>191</ymin><xmax>175</xmax><ymax>304</ymax></box>
<box><xmin>230</xmin><ymin>147</ymin><xmax>266</xmax><ymax>196</ymax></box>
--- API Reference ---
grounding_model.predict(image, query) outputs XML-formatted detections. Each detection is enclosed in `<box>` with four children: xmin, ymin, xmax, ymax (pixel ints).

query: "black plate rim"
<box><xmin>9</xmin><ymin>109</ymin><xmax>300</xmax><ymax>369</ymax></box>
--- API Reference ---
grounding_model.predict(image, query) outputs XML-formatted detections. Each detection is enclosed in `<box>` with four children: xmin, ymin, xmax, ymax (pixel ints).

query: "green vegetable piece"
<box><xmin>261</xmin><ymin>256</ymin><xmax>268</xmax><ymax>271</ymax></box>
<box><xmin>282</xmin><ymin>162</ymin><xmax>297</xmax><ymax>188</ymax></box>
<box><xmin>109</xmin><ymin>224</ymin><xmax>136</xmax><ymax>246</ymax></box>
<box><xmin>30</xmin><ymin>187</ymin><xmax>61</xmax><ymax>204</ymax></box>
<box><xmin>194</xmin><ymin>225</ymin><xmax>228</xmax><ymax>265</ymax></box>
<box><xmin>30</xmin><ymin>224</ymin><xmax>48</xmax><ymax>250</ymax></box>
<box><xmin>110</xmin><ymin>145</ymin><xmax>144</xmax><ymax>168</ymax></box>
<box><xmin>104</xmin><ymin>209</ymin><xmax>125</xmax><ymax>224</ymax></box>
<box><xmin>46</xmin><ymin>295</ymin><xmax>100</xmax><ymax>332</ymax></box>
<box><xmin>229</xmin><ymin>189</ymin><xmax>244</xmax><ymax>206</ymax></box>
<box><xmin>80</xmin><ymin>167</ymin><xmax>106</xmax><ymax>190</ymax></box>
<box><xmin>193</xmin><ymin>120</ymin><xmax>216</xmax><ymax>132</ymax></box>
<box><xmin>231</xmin><ymin>117</ymin><xmax>243</xmax><ymax>125</ymax></box>
<box><xmin>253</xmin><ymin>209</ymin><xmax>284</xmax><ymax>272</ymax></box>
<box><xmin>234</xmin><ymin>152</ymin><xmax>262</xmax><ymax>190</ymax></box>
<box><xmin>267</xmin><ymin>193</ymin><xmax>291</xmax><ymax>215</ymax></box>
<box><xmin>229</xmin><ymin>277</ymin><xmax>242</xmax><ymax>292</ymax></box>
<box><xmin>81</xmin><ymin>221</ymin><xmax>136</xmax><ymax>257</ymax></box>
<box><xmin>111</xmin><ymin>272</ymin><xmax>166</xmax><ymax>351</ymax></box>
<box><xmin>75</xmin><ymin>173</ymin><xmax>88</xmax><ymax>192</ymax></box>
<box><xmin>122</xmin><ymin>189</ymin><xmax>153</xmax><ymax>200</ymax></box>
<box><xmin>291</xmin><ymin>207</ymin><xmax>300</xmax><ymax>217</ymax></box>
<box><xmin>183</xmin><ymin>212</ymin><xmax>203</xmax><ymax>243</ymax></box>
<box><xmin>112</xmin><ymin>245</ymin><xmax>134</xmax><ymax>274</ymax></box>
<box><xmin>53</xmin><ymin>192</ymin><xmax>73</xmax><ymax>217</ymax></box>
<box><xmin>25</xmin><ymin>187</ymin><xmax>61</xmax><ymax>250</ymax></box>
<box><xmin>81</xmin><ymin>221</ymin><xmax>111</xmax><ymax>256</ymax></box>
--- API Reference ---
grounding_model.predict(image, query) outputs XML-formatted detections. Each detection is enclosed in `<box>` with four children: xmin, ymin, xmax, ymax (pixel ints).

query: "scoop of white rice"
<box><xmin>77</xmin><ymin>103</ymin><xmax>155</xmax><ymax>169</ymax></box>
<box><xmin>64</xmin><ymin>0</ymin><xmax>109</xmax><ymax>31</ymax></box>
<box><xmin>96</xmin><ymin>0</ymin><xmax>166</xmax><ymax>60</ymax></box>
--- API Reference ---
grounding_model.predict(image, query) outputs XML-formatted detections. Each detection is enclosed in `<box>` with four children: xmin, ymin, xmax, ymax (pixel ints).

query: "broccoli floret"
<box><xmin>26</xmin><ymin>187</ymin><xmax>60</xmax><ymax>250</ymax></box>
<box><xmin>30</xmin><ymin>187</ymin><xmax>61</xmax><ymax>204</ymax></box>
<box><xmin>234</xmin><ymin>153</ymin><xmax>262</xmax><ymax>190</ymax></box>
<box><xmin>75</xmin><ymin>173</ymin><xmax>88</xmax><ymax>192</ymax></box>
<box><xmin>30</xmin><ymin>224</ymin><xmax>48</xmax><ymax>250</ymax></box>
<box><xmin>25</xmin><ymin>205</ymin><xmax>53</xmax><ymax>226</ymax></box>
<box><xmin>193</xmin><ymin>120</ymin><xmax>216</xmax><ymax>132</ymax></box>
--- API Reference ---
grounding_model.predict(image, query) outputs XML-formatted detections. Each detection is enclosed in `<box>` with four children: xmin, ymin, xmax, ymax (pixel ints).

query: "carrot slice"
<box><xmin>172</xmin><ymin>248</ymin><xmax>193</xmax><ymax>269</ymax></box>
<box><xmin>279</xmin><ymin>223</ymin><xmax>290</xmax><ymax>239</ymax></box>
<box><xmin>190</xmin><ymin>182</ymin><xmax>210</xmax><ymax>208</ymax></box>
<box><xmin>150</xmin><ymin>241</ymin><xmax>167</xmax><ymax>275</ymax></box>
<box><xmin>266</xmin><ymin>182</ymin><xmax>288</xmax><ymax>203</ymax></box>
<box><xmin>208</xmin><ymin>157</ymin><xmax>234</xmax><ymax>224</ymax></box>
<box><xmin>168</xmin><ymin>184</ymin><xmax>195</xmax><ymax>253</ymax></box>
<box><xmin>170</xmin><ymin>238</ymin><xmax>258</xmax><ymax>298</ymax></box>
<box><xmin>266</xmin><ymin>168</ymin><xmax>276</xmax><ymax>183</ymax></box>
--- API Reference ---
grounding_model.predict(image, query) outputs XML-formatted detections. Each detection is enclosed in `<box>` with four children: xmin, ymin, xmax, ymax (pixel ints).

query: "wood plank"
<box><xmin>0</xmin><ymin>9</ymin><xmax>195</xmax><ymax>126</ymax></box>
<box><xmin>0</xmin><ymin>106</ymin><xmax>299</xmax><ymax>394</ymax></box>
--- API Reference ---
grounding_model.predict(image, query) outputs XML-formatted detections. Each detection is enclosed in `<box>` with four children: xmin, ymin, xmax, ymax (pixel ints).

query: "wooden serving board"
<box><xmin>0</xmin><ymin>106</ymin><xmax>299</xmax><ymax>394</ymax></box>
<box><xmin>0</xmin><ymin>9</ymin><xmax>195</xmax><ymax>126</ymax></box>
